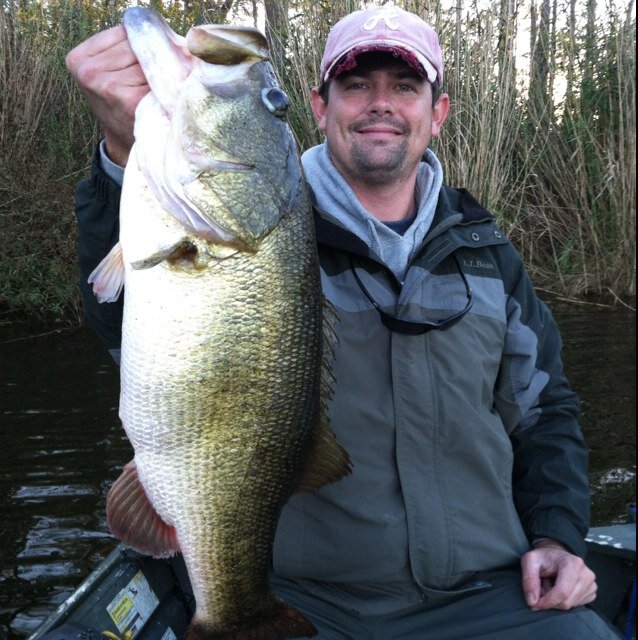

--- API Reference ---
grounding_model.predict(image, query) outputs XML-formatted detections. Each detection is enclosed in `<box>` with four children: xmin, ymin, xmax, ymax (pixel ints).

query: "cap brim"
<box><xmin>323</xmin><ymin>41</ymin><xmax>437</xmax><ymax>84</ymax></box>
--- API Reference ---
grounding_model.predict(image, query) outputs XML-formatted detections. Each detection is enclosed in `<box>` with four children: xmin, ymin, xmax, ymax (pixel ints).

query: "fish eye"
<box><xmin>261</xmin><ymin>87</ymin><xmax>289</xmax><ymax>117</ymax></box>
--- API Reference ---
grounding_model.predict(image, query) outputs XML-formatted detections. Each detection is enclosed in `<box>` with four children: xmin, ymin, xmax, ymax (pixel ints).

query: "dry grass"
<box><xmin>0</xmin><ymin>2</ymin><xmax>105</xmax><ymax>321</ymax></box>
<box><xmin>270</xmin><ymin>0</ymin><xmax>635</xmax><ymax>301</ymax></box>
<box><xmin>0</xmin><ymin>0</ymin><xmax>635</xmax><ymax>320</ymax></box>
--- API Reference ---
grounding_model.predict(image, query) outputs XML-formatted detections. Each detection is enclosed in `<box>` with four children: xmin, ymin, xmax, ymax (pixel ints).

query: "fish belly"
<box><xmin>119</xmin><ymin>201</ymin><xmax>321</xmax><ymax>627</ymax></box>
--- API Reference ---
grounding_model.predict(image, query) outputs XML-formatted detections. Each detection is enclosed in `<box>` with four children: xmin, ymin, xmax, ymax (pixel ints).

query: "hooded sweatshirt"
<box><xmin>301</xmin><ymin>143</ymin><xmax>443</xmax><ymax>281</ymax></box>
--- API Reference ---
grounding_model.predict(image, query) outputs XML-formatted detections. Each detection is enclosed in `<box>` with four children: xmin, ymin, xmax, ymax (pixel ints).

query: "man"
<box><xmin>67</xmin><ymin>5</ymin><xmax>620</xmax><ymax>638</ymax></box>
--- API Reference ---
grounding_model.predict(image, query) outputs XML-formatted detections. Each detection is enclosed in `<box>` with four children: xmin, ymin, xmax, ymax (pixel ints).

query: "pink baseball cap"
<box><xmin>320</xmin><ymin>5</ymin><xmax>443</xmax><ymax>86</ymax></box>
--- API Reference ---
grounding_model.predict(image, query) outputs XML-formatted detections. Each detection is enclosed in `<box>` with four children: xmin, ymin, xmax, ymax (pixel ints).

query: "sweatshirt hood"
<box><xmin>301</xmin><ymin>142</ymin><xmax>443</xmax><ymax>282</ymax></box>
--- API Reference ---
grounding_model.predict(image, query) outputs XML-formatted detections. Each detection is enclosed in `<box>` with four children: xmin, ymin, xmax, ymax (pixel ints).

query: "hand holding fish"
<box><xmin>66</xmin><ymin>25</ymin><xmax>149</xmax><ymax>166</ymax></box>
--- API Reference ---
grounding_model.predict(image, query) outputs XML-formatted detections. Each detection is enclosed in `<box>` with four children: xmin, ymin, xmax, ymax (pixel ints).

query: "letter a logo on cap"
<box><xmin>363</xmin><ymin>6</ymin><xmax>400</xmax><ymax>31</ymax></box>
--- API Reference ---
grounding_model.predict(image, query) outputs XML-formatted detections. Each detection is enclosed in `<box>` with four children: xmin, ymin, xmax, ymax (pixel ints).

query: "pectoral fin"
<box><xmin>130</xmin><ymin>239</ymin><xmax>197</xmax><ymax>270</ymax></box>
<box><xmin>107</xmin><ymin>460</ymin><xmax>180</xmax><ymax>559</ymax></box>
<box><xmin>88</xmin><ymin>242</ymin><xmax>125</xmax><ymax>303</ymax></box>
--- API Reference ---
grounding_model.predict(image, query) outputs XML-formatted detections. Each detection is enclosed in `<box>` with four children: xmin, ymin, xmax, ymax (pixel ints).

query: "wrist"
<box><xmin>102</xmin><ymin>132</ymin><xmax>132</xmax><ymax>168</ymax></box>
<box><xmin>99</xmin><ymin>139</ymin><xmax>126</xmax><ymax>186</ymax></box>
<box><xmin>532</xmin><ymin>538</ymin><xmax>569</xmax><ymax>551</ymax></box>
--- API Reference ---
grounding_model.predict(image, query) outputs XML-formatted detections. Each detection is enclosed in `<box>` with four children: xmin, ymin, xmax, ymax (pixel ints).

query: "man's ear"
<box><xmin>311</xmin><ymin>87</ymin><xmax>328</xmax><ymax>132</ymax></box>
<box><xmin>431</xmin><ymin>93</ymin><xmax>450</xmax><ymax>137</ymax></box>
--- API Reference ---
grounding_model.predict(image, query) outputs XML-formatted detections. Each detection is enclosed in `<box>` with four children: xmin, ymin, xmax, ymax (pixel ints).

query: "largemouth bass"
<box><xmin>89</xmin><ymin>7</ymin><xmax>350</xmax><ymax>639</ymax></box>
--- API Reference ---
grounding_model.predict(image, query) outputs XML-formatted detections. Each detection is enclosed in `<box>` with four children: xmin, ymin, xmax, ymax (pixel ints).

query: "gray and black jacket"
<box><xmin>75</xmin><ymin>148</ymin><xmax>590</xmax><ymax>613</ymax></box>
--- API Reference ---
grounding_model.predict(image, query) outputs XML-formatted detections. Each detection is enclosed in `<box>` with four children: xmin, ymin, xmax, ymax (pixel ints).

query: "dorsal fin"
<box><xmin>296</xmin><ymin>298</ymin><xmax>351</xmax><ymax>493</ymax></box>
<box><xmin>294</xmin><ymin>419</ymin><xmax>352</xmax><ymax>493</ymax></box>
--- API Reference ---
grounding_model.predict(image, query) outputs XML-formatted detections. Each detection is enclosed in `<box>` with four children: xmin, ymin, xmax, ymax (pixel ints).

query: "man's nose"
<box><xmin>367</xmin><ymin>86</ymin><xmax>394</xmax><ymax>114</ymax></box>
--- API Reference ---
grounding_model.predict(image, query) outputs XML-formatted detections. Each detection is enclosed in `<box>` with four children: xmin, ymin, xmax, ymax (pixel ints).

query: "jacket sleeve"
<box><xmin>496</xmin><ymin>245</ymin><xmax>590</xmax><ymax>558</ymax></box>
<box><xmin>76</xmin><ymin>147</ymin><xmax>124</xmax><ymax>357</ymax></box>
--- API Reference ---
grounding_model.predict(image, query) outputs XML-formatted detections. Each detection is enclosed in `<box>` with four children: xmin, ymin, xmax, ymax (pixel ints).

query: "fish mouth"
<box><xmin>182</xmin><ymin>149</ymin><xmax>255</xmax><ymax>177</ymax></box>
<box><xmin>179</xmin><ymin>144</ymin><xmax>255</xmax><ymax>177</ymax></box>
<box><xmin>194</xmin><ymin>159</ymin><xmax>255</xmax><ymax>189</ymax></box>
<box><xmin>204</xmin><ymin>159</ymin><xmax>255</xmax><ymax>172</ymax></box>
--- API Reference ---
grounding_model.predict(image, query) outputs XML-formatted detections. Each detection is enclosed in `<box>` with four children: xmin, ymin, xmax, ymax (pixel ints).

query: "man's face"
<box><xmin>311</xmin><ymin>52</ymin><xmax>449</xmax><ymax>189</ymax></box>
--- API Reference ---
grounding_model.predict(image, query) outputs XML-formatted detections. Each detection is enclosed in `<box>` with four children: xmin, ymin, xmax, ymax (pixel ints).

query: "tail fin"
<box><xmin>185</xmin><ymin>600</ymin><xmax>316</xmax><ymax>640</ymax></box>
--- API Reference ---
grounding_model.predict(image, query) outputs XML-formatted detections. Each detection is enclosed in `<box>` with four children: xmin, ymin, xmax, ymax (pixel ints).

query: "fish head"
<box><xmin>123</xmin><ymin>8</ymin><xmax>304</xmax><ymax>253</ymax></box>
<box><xmin>173</xmin><ymin>51</ymin><xmax>301</xmax><ymax>252</ymax></box>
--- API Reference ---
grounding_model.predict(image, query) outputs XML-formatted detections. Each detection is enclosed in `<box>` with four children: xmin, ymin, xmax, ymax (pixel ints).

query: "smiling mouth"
<box><xmin>355</xmin><ymin>128</ymin><xmax>405</xmax><ymax>144</ymax></box>
<box><xmin>353</xmin><ymin>119</ymin><xmax>407</xmax><ymax>136</ymax></box>
<box><xmin>358</xmin><ymin>127</ymin><xmax>401</xmax><ymax>135</ymax></box>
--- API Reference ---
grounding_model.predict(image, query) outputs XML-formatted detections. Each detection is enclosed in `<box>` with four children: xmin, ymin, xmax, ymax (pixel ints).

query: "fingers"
<box><xmin>536</xmin><ymin>557</ymin><xmax>597</xmax><ymax>610</ymax></box>
<box><xmin>521</xmin><ymin>551</ymin><xmax>542</xmax><ymax>607</ymax></box>
<box><xmin>67</xmin><ymin>26</ymin><xmax>133</xmax><ymax>76</ymax></box>
<box><xmin>66</xmin><ymin>25</ymin><xmax>150</xmax><ymax>166</ymax></box>
<box><xmin>68</xmin><ymin>25</ymin><xmax>128</xmax><ymax>59</ymax></box>
<box><xmin>521</xmin><ymin>546</ymin><xmax>598</xmax><ymax>612</ymax></box>
<box><xmin>66</xmin><ymin>25</ymin><xmax>148</xmax><ymax>100</ymax></box>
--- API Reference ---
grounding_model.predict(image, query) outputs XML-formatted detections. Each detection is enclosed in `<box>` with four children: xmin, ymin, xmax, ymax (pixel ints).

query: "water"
<box><xmin>0</xmin><ymin>306</ymin><xmax>635</xmax><ymax>638</ymax></box>
<box><xmin>1</xmin><ymin>324</ymin><xmax>131</xmax><ymax>638</ymax></box>
<box><xmin>549</xmin><ymin>303</ymin><xmax>636</xmax><ymax>526</ymax></box>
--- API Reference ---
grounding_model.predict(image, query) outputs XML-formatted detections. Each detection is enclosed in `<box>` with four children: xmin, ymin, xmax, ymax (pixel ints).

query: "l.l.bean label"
<box><xmin>106</xmin><ymin>570</ymin><xmax>159</xmax><ymax>638</ymax></box>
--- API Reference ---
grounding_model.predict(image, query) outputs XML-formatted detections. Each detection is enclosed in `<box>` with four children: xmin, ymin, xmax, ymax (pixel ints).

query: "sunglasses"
<box><xmin>350</xmin><ymin>254</ymin><xmax>473</xmax><ymax>335</ymax></box>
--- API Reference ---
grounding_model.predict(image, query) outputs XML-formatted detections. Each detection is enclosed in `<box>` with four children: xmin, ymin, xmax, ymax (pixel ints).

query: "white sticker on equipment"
<box><xmin>107</xmin><ymin>570</ymin><xmax>159</xmax><ymax>637</ymax></box>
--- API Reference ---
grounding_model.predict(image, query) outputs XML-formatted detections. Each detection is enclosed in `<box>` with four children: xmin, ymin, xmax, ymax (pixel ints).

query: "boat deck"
<box><xmin>30</xmin><ymin>523</ymin><xmax>636</xmax><ymax>640</ymax></box>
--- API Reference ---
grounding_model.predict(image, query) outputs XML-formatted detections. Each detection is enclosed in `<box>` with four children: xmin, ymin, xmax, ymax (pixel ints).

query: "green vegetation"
<box><xmin>0</xmin><ymin>0</ymin><xmax>635</xmax><ymax>322</ymax></box>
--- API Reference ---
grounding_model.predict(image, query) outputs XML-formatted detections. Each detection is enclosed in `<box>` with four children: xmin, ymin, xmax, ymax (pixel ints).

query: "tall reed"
<box><xmin>518</xmin><ymin>0</ymin><xmax>636</xmax><ymax>296</ymax></box>
<box><xmin>0</xmin><ymin>1</ymin><xmax>120</xmax><ymax>320</ymax></box>
<box><xmin>270</xmin><ymin>0</ymin><xmax>635</xmax><ymax>300</ymax></box>
<box><xmin>0</xmin><ymin>0</ymin><xmax>635</xmax><ymax>321</ymax></box>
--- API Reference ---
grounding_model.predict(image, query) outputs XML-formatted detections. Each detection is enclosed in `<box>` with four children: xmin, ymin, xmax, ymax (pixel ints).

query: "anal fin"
<box><xmin>107</xmin><ymin>460</ymin><xmax>180</xmax><ymax>558</ymax></box>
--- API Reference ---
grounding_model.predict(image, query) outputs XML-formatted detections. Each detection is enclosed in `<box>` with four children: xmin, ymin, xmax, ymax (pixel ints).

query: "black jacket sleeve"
<box><xmin>504</xmin><ymin>252</ymin><xmax>590</xmax><ymax>558</ymax></box>
<box><xmin>76</xmin><ymin>147</ymin><xmax>124</xmax><ymax>354</ymax></box>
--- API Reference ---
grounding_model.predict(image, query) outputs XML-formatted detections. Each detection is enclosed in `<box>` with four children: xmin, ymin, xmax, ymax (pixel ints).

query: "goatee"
<box><xmin>351</xmin><ymin>139</ymin><xmax>410</xmax><ymax>184</ymax></box>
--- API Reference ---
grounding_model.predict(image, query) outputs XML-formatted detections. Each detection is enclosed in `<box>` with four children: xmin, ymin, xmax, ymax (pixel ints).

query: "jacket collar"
<box><xmin>313</xmin><ymin>185</ymin><xmax>495</xmax><ymax>259</ymax></box>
